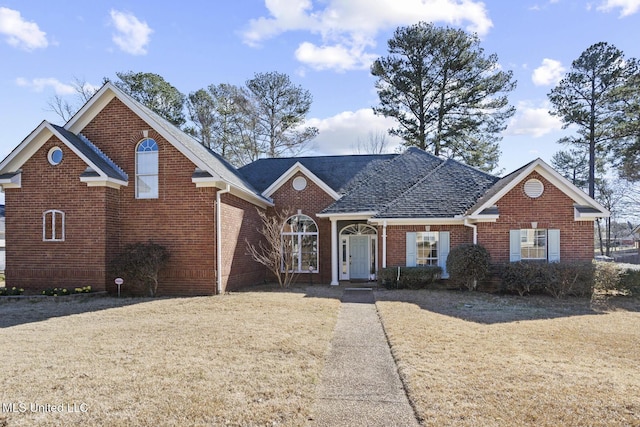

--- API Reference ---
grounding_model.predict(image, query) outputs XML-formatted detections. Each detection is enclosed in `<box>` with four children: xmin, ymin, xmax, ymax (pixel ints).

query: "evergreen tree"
<box><xmin>371</xmin><ymin>22</ymin><xmax>516</xmax><ymax>172</ymax></box>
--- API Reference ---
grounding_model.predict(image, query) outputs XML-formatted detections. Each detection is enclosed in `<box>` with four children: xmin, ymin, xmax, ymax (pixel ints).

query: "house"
<box><xmin>0</xmin><ymin>82</ymin><xmax>609</xmax><ymax>295</ymax></box>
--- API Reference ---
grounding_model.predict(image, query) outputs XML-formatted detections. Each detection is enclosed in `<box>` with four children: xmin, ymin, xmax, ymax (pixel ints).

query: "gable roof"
<box><xmin>66</xmin><ymin>82</ymin><xmax>271</xmax><ymax>206</ymax></box>
<box><xmin>239</xmin><ymin>153</ymin><xmax>396</xmax><ymax>195</ymax></box>
<box><xmin>466</xmin><ymin>158</ymin><xmax>609</xmax><ymax>219</ymax></box>
<box><xmin>0</xmin><ymin>120</ymin><xmax>128</xmax><ymax>188</ymax></box>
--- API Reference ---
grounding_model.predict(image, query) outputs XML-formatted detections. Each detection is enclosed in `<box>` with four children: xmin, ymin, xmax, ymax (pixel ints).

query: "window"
<box><xmin>136</xmin><ymin>138</ymin><xmax>158</xmax><ymax>199</ymax></box>
<box><xmin>406</xmin><ymin>231</ymin><xmax>450</xmax><ymax>278</ymax></box>
<box><xmin>510</xmin><ymin>229</ymin><xmax>560</xmax><ymax>262</ymax></box>
<box><xmin>48</xmin><ymin>146</ymin><xmax>63</xmax><ymax>165</ymax></box>
<box><xmin>520</xmin><ymin>229</ymin><xmax>547</xmax><ymax>260</ymax></box>
<box><xmin>416</xmin><ymin>232</ymin><xmax>439</xmax><ymax>266</ymax></box>
<box><xmin>43</xmin><ymin>210</ymin><xmax>65</xmax><ymax>242</ymax></box>
<box><xmin>282</xmin><ymin>214</ymin><xmax>318</xmax><ymax>273</ymax></box>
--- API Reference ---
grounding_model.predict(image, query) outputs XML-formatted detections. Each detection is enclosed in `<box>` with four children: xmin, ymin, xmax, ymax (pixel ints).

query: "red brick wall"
<box><xmin>269</xmin><ymin>172</ymin><xmax>336</xmax><ymax>284</ymax></box>
<box><xmin>5</xmin><ymin>135</ymin><xmax>111</xmax><ymax>290</ymax></box>
<box><xmin>6</xmin><ymin>98</ymin><xmax>269</xmax><ymax>296</ymax></box>
<box><xmin>79</xmin><ymin>98</ymin><xmax>220</xmax><ymax>295</ymax></box>
<box><xmin>219</xmin><ymin>192</ymin><xmax>266</xmax><ymax>291</ymax></box>
<box><xmin>477</xmin><ymin>171</ymin><xmax>594</xmax><ymax>263</ymax></box>
<box><xmin>384</xmin><ymin>224</ymin><xmax>472</xmax><ymax>267</ymax></box>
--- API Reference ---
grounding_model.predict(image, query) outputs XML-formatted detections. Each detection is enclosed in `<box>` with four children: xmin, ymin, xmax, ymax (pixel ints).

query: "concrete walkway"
<box><xmin>309</xmin><ymin>288</ymin><xmax>420</xmax><ymax>426</ymax></box>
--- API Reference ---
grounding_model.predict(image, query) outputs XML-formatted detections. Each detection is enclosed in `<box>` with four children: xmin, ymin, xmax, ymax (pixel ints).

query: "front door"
<box><xmin>350</xmin><ymin>236</ymin><xmax>370</xmax><ymax>280</ymax></box>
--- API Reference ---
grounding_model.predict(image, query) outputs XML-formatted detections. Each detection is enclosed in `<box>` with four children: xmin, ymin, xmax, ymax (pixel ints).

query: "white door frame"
<box><xmin>339</xmin><ymin>224</ymin><xmax>378</xmax><ymax>281</ymax></box>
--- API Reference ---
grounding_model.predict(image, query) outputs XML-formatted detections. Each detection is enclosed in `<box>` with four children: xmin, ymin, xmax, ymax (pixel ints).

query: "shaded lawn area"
<box><xmin>376</xmin><ymin>289</ymin><xmax>640</xmax><ymax>427</ymax></box>
<box><xmin>0</xmin><ymin>290</ymin><xmax>340</xmax><ymax>427</ymax></box>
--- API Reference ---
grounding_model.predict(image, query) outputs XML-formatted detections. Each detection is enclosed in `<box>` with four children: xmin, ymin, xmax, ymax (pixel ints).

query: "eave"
<box><xmin>368</xmin><ymin>217</ymin><xmax>466</xmax><ymax>226</ymax></box>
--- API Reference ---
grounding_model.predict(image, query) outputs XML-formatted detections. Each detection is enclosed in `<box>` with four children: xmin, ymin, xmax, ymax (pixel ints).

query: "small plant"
<box><xmin>446</xmin><ymin>244</ymin><xmax>491</xmax><ymax>291</ymax></box>
<box><xmin>41</xmin><ymin>286</ymin><xmax>93</xmax><ymax>296</ymax></box>
<box><xmin>0</xmin><ymin>286</ymin><xmax>25</xmax><ymax>296</ymax></box>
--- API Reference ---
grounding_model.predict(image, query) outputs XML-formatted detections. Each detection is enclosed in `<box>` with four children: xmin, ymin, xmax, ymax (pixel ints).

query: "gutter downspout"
<box><xmin>216</xmin><ymin>184</ymin><xmax>231</xmax><ymax>294</ymax></box>
<box><xmin>464</xmin><ymin>218</ymin><xmax>477</xmax><ymax>245</ymax></box>
<box><xmin>382</xmin><ymin>220</ymin><xmax>387</xmax><ymax>268</ymax></box>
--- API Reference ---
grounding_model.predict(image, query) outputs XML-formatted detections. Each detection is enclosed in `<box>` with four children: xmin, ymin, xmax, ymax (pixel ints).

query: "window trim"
<box><xmin>510</xmin><ymin>228</ymin><xmax>560</xmax><ymax>262</ymax></box>
<box><xmin>43</xmin><ymin>210</ymin><xmax>65</xmax><ymax>242</ymax></box>
<box><xmin>281</xmin><ymin>214</ymin><xmax>319</xmax><ymax>273</ymax></box>
<box><xmin>135</xmin><ymin>138</ymin><xmax>159</xmax><ymax>199</ymax></box>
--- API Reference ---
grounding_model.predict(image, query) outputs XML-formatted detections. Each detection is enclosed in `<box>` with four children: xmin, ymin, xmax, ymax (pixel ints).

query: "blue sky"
<box><xmin>1</xmin><ymin>0</ymin><xmax>639</xmax><ymax>179</ymax></box>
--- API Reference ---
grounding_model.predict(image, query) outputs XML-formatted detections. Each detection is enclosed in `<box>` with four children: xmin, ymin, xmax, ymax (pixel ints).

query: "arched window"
<box><xmin>136</xmin><ymin>138</ymin><xmax>158</xmax><ymax>199</ymax></box>
<box><xmin>43</xmin><ymin>210</ymin><xmax>65</xmax><ymax>242</ymax></box>
<box><xmin>282</xmin><ymin>214</ymin><xmax>318</xmax><ymax>273</ymax></box>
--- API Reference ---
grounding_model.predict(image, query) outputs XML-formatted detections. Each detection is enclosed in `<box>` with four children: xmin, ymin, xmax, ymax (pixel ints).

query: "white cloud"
<box><xmin>295</xmin><ymin>42</ymin><xmax>378</xmax><ymax>71</ymax></box>
<box><xmin>243</xmin><ymin>0</ymin><xmax>492</xmax><ymax>72</ymax></box>
<box><xmin>532</xmin><ymin>58</ymin><xmax>566</xmax><ymax>86</ymax></box>
<box><xmin>596</xmin><ymin>0</ymin><xmax>640</xmax><ymax>16</ymax></box>
<box><xmin>0</xmin><ymin>7</ymin><xmax>48</xmax><ymax>50</ymax></box>
<box><xmin>504</xmin><ymin>102</ymin><xmax>563</xmax><ymax>138</ymax></box>
<box><xmin>109</xmin><ymin>10</ymin><xmax>152</xmax><ymax>55</ymax></box>
<box><xmin>306</xmin><ymin>108</ymin><xmax>402</xmax><ymax>155</ymax></box>
<box><xmin>15</xmin><ymin>77</ymin><xmax>76</xmax><ymax>95</ymax></box>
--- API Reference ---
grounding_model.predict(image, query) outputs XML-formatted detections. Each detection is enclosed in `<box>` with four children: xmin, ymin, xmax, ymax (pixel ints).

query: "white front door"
<box><xmin>350</xmin><ymin>235</ymin><xmax>370</xmax><ymax>280</ymax></box>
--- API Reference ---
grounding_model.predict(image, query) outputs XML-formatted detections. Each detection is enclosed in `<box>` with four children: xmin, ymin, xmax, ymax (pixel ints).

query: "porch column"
<box><xmin>330</xmin><ymin>218</ymin><xmax>339</xmax><ymax>285</ymax></box>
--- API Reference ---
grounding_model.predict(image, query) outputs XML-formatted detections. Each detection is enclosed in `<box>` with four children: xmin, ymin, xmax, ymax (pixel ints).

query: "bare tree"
<box><xmin>353</xmin><ymin>130</ymin><xmax>389</xmax><ymax>154</ymax></box>
<box><xmin>46</xmin><ymin>77</ymin><xmax>97</xmax><ymax>122</ymax></box>
<box><xmin>246</xmin><ymin>208</ymin><xmax>298</xmax><ymax>288</ymax></box>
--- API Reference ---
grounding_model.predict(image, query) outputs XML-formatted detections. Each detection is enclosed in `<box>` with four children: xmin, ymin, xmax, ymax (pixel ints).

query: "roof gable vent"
<box><xmin>524</xmin><ymin>178</ymin><xmax>544</xmax><ymax>198</ymax></box>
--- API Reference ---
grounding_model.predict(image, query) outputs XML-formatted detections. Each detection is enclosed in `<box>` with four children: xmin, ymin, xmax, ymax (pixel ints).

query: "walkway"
<box><xmin>309</xmin><ymin>288</ymin><xmax>420</xmax><ymax>426</ymax></box>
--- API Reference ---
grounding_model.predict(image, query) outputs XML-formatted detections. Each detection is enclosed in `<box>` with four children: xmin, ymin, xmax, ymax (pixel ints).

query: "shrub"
<box><xmin>110</xmin><ymin>241</ymin><xmax>170</xmax><ymax>297</ymax></box>
<box><xmin>544</xmin><ymin>262</ymin><xmax>594</xmax><ymax>298</ymax></box>
<box><xmin>593</xmin><ymin>261</ymin><xmax>623</xmax><ymax>293</ymax></box>
<box><xmin>446</xmin><ymin>244</ymin><xmax>491</xmax><ymax>291</ymax></box>
<box><xmin>0</xmin><ymin>286</ymin><xmax>24</xmax><ymax>296</ymax></box>
<box><xmin>378</xmin><ymin>266</ymin><xmax>442</xmax><ymax>289</ymax></box>
<box><xmin>596</xmin><ymin>263</ymin><xmax>640</xmax><ymax>296</ymax></box>
<box><xmin>41</xmin><ymin>286</ymin><xmax>92</xmax><ymax>296</ymax></box>
<box><xmin>500</xmin><ymin>262</ymin><xmax>548</xmax><ymax>296</ymax></box>
<box><xmin>619</xmin><ymin>269</ymin><xmax>640</xmax><ymax>296</ymax></box>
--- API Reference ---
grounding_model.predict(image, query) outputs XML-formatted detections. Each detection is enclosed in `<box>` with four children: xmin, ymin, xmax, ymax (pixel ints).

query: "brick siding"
<box><xmin>478</xmin><ymin>171</ymin><xmax>594</xmax><ymax>263</ymax></box>
<box><xmin>269</xmin><ymin>172</ymin><xmax>336</xmax><ymax>284</ymax></box>
<box><xmin>5</xmin><ymin>98</ymin><xmax>267</xmax><ymax>295</ymax></box>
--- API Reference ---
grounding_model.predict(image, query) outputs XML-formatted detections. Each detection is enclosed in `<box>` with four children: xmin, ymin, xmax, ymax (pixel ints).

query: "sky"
<box><xmin>1</xmin><ymin>0</ymin><xmax>639</xmax><ymax>183</ymax></box>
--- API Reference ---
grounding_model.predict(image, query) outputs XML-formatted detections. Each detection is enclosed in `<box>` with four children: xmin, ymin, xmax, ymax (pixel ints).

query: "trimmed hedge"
<box><xmin>594</xmin><ymin>262</ymin><xmax>640</xmax><ymax>296</ymax></box>
<box><xmin>446</xmin><ymin>244</ymin><xmax>491</xmax><ymax>291</ymax></box>
<box><xmin>500</xmin><ymin>261</ymin><xmax>594</xmax><ymax>298</ymax></box>
<box><xmin>378</xmin><ymin>266</ymin><xmax>442</xmax><ymax>289</ymax></box>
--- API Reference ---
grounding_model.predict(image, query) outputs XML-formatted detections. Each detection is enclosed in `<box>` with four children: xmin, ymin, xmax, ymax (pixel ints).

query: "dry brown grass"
<box><xmin>0</xmin><ymin>289</ymin><xmax>340</xmax><ymax>426</ymax></box>
<box><xmin>376</xmin><ymin>289</ymin><xmax>640</xmax><ymax>427</ymax></box>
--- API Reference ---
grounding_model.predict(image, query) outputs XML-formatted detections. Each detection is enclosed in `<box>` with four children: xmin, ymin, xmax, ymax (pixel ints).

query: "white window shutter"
<box><xmin>548</xmin><ymin>229</ymin><xmax>560</xmax><ymax>262</ymax></box>
<box><xmin>438</xmin><ymin>231</ymin><xmax>450</xmax><ymax>278</ymax></box>
<box><xmin>406</xmin><ymin>232</ymin><xmax>416</xmax><ymax>267</ymax></box>
<box><xmin>509</xmin><ymin>230</ymin><xmax>521</xmax><ymax>262</ymax></box>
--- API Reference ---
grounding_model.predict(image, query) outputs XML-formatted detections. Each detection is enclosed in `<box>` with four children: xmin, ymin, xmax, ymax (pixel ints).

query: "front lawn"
<box><xmin>0</xmin><ymin>290</ymin><xmax>340</xmax><ymax>426</ymax></box>
<box><xmin>376</xmin><ymin>289</ymin><xmax>640</xmax><ymax>427</ymax></box>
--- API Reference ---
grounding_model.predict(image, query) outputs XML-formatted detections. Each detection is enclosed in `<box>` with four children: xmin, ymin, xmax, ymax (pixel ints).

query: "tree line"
<box><xmin>47</xmin><ymin>22</ymin><xmax>640</xmax><ymax>192</ymax></box>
